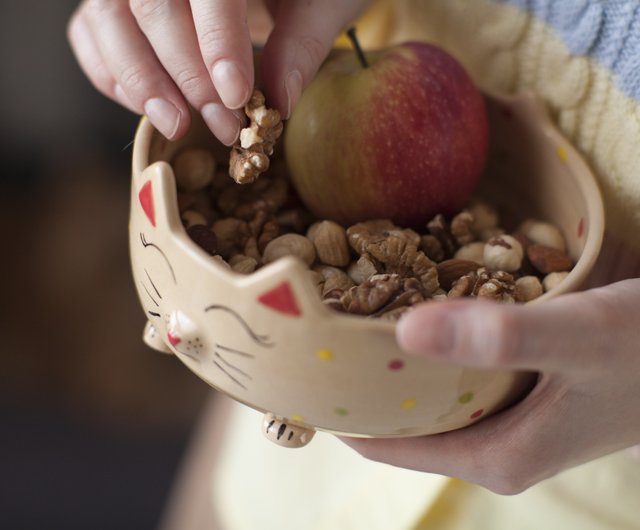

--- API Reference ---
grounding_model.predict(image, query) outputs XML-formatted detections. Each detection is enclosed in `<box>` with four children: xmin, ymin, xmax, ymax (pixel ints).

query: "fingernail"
<box><xmin>144</xmin><ymin>98</ymin><xmax>181</xmax><ymax>140</ymax></box>
<box><xmin>211</xmin><ymin>60</ymin><xmax>250</xmax><ymax>110</ymax></box>
<box><xmin>202</xmin><ymin>102</ymin><xmax>242</xmax><ymax>146</ymax></box>
<box><xmin>284</xmin><ymin>69</ymin><xmax>303</xmax><ymax>119</ymax></box>
<box><xmin>397</xmin><ymin>309</ymin><xmax>457</xmax><ymax>356</ymax></box>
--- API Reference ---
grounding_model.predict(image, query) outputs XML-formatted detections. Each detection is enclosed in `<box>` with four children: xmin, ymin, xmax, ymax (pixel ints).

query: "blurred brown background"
<box><xmin>0</xmin><ymin>2</ymin><xmax>210</xmax><ymax>528</ymax></box>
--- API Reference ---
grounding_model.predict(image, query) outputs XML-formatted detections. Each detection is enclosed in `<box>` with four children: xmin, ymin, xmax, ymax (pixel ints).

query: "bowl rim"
<box><xmin>131</xmin><ymin>90</ymin><xmax>605</xmax><ymax>313</ymax></box>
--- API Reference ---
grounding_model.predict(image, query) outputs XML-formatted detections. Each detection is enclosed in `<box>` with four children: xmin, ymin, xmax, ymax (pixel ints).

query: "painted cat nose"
<box><xmin>167</xmin><ymin>331</ymin><xmax>181</xmax><ymax>346</ymax></box>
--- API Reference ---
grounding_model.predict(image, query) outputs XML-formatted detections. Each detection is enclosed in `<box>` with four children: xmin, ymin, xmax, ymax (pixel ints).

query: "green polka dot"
<box><xmin>335</xmin><ymin>407</ymin><xmax>349</xmax><ymax>416</ymax></box>
<box><xmin>458</xmin><ymin>392</ymin><xmax>475</xmax><ymax>404</ymax></box>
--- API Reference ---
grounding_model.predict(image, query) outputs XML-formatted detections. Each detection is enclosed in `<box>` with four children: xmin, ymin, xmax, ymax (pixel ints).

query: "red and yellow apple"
<box><xmin>284</xmin><ymin>41</ymin><xmax>489</xmax><ymax>228</ymax></box>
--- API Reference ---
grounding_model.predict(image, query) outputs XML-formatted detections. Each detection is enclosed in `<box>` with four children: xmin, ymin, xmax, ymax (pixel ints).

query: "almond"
<box><xmin>436</xmin><ymin>259</ymin><xmax>480</xmax><ymax>290</ymax></box>
<box><xmin>526</xmin><ymin>244</ymin><xmax>573</xmax><ymax>274</ymax></box>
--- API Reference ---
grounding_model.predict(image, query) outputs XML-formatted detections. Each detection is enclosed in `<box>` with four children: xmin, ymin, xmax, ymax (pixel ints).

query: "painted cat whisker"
<box><xmin>141</xmin><ymin>282</ymin><xmax>159</xmax><ymax>306</ymax></box>
<box><xmin>213</xmin><ymin>360</ymin><xmax>248</xmax><ymax>390</ymax></box>
<box><xmin>177</xmin><ymin>350</ymin><xmax>200</xmax><ymax>362</ymax></box>
<box><xmin>144</xmin><ymin>269</ymin><xmax>163</xmax><ymax>299</ymax></box>
<box><xmin>215</xmin><ymin>344</ymin><xmax>255</xmax><ymax>358</ymax></box>
<box><xmin>214</xmin><ymin>351</ymin><xmax>253</xmax><ymax>379</ymax></box>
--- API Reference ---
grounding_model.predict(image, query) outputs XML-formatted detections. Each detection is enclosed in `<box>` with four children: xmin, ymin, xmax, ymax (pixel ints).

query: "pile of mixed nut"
<box><xmin>172</xmin><ymin>91</ymin><xmax>574</xmax><ymax>321</ymax></box>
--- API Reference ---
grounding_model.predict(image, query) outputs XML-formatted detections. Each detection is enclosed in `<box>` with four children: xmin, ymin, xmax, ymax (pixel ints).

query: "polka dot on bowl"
<box><xmin>556</xmin><ymin>145</ymin><xmax>569</xmax><ymax>162</ymax></box>
<box><xmin>387</xmin><ymin>359</ymin><xmax>405</xmax><ymax>371</ymax></box>
<box><xmin>335</xmin><ymin>407</ymin><xmax>349</xmax><ymax>417</ymax></box>
<box><xmin>470</xmin><ymin>409</ymin><xmax>484</xmax><ymax>419</ymax></box>
<box><xmin>291</xmin><ymin>414</ymin><xmax>305</xmax><ymax>423</ymax></box>
<box><xmin>458</xmin><ymin>391</ymin><xmax>475</xmax><ymax>404</ymax></box>
<box><xmin>316</xmin><ymin>349</ymin><xmax>334</xmax><ymax>361</ymax></box>
<box><xmin>401</xmin><ymin>399</ymin><xmax>417</xmax><ymax>410</ymax></box>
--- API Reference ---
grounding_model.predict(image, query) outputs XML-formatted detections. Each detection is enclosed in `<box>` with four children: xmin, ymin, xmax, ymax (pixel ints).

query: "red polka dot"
<box><xmin>577</xmin><ymin>218</ymin><xmax>585</xmax><ymax>238</ymax></box>
<box><xmin>388</xmin><ymin>359</ymin><xmax>405</xmax><ymax>371</ymax></box>
<box><xmin>470</xmin><ymin>409</ymin><xmax>484</xmax><ymax>419</ymax></box>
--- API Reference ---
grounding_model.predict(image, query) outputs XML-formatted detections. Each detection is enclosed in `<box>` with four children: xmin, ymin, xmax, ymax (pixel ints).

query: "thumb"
<box><xmin>260</xmin><ymin>0</ymin><xmax>370</xmax><ymax>118</ymax></box>
<box><xmin>396</xmin><ymin>281</ymin><xmax>639</xmax><ymax>374</ymax></box>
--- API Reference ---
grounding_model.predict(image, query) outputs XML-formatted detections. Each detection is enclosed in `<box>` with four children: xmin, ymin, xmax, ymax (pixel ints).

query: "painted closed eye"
<box><xmin>140</xmin><ymin>232</ymin><xmax>176</xmax><ymax>284</ymax></box>
<box><xmin>138</xmin><ymin>233</ymin><xmax>175</xmax><ymax>321</ymax></box>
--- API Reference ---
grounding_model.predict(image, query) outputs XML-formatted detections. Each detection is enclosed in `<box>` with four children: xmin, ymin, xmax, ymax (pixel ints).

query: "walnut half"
<box><xmin>229</xmin><ymin>89</ymin><xmax>283</xmax><ymax>184</ymax></box>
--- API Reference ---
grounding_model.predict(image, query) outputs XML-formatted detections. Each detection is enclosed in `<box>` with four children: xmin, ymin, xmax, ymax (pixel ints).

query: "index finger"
<box><xmin>189</xmin><ymin>0</ymin><xmax>254</xmax><ymax>110</ymax></box>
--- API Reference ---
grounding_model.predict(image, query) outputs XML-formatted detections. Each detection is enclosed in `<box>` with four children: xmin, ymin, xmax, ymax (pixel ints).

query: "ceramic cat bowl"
<box><xmin>130</xmin><ymin>92</ymin><xmax>603</xmax><ymax>448</ymax></box>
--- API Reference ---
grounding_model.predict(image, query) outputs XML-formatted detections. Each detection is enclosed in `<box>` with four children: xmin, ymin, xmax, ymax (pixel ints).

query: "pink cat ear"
<box><xmin>258</xmin><ymin>282</ymin><xmax>301</xmax><ymax>317</ymax></box>
<box><xmin>139</xmin><ymin>180</ymin><xmax>156</xmax><ymax>226</ymax></box>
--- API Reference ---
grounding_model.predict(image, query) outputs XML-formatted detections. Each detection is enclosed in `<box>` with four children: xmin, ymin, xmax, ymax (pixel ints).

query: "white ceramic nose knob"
<box><xmin>262</xmin><ymin>413</ymin><xmax>316</xmax><ymax>448</ymax></box>
<box><xmin>143</xmin><ymin>321</ymin><xmax>172</xmax><ymax>354</ymax></box>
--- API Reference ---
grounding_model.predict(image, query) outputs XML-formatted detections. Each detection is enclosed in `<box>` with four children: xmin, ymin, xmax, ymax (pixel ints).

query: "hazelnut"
<box><xmin>515</xmin><ymin>276</ymin><xmax>544</xmax><ymax>302</ymax></box>
<box><xmin>173</xmin><ymin>148</ymin><xmax>216</xmax><ymax>191</ymax></box>
<box><xmin>483</xmin><ymin>235</ymin><xmax>524</xmax><ymax>272</ymax></box>
<box><xmin>519</xmin><ymin>219</ymin><xmax>566</xmax><ymax>252</ymax></box>
<box><xmin>454</xmin><ymin>241</ymin><xmax>485</xmax><ymax>264</ymax></box>
<box><xmin>543</xmin><ymin>271</ymin><xmax>570</xmax><ymax>292</ymax></box>
<box><xmin>181</xmin><ymin>209</ymin><xmax>208</xmax><ymax>228</ymax></box>
<box><xmin>262</xmin><ymin>234</ymin><xmax>316</xmax><ymax>266</ymax></box>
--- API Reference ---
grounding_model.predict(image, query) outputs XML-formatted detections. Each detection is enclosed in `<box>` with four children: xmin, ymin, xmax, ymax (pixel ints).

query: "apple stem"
<box><xmin>346</xmin><ymin>27</ymin><xmax>369</xmax><ymax>68</ymax></box>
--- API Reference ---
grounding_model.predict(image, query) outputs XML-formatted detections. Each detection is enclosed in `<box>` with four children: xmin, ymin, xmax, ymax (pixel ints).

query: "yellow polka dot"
<box><xmin>290</xmin><ymin>415</ymin><xmax>305</xmax><ymax>423</ymax></box>
<box><xmin>316</xmin><ymin>349</ymin><xmax>334</xmax><ymax>361</ymax></box>
<box><xmin>401</xmin><ymin>399</ymin><xmax>417</xmax><ymax>410</ymax></box>
<box><xmin>556</xmin><ymin>145</ymin><xmax>568</xmax><ymax>162</ymax></box>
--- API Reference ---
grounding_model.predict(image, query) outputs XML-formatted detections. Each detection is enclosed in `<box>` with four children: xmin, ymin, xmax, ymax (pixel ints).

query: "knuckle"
<box><xmin>197</xmin><ymin>23</ymin><xmax>228</xmax><ymax>55</ymax></box>
<box><xmin>479</xmin><ymin>308</ymin><xmax>521</xmax><ymax>365</ymax></box>
<box><xmin>296</xmin><ymin>35</ymin><xmax>327</xmax><ymax>71</ymax></box>
<box><xmin>86</xmin><ymin>0</ymin><xmax>123</xmax><ymax>19</ymax></box>
<box><xmin>119</xmin><ymin>63</ymin><xmax>147</xmax><ymax>94</ymax></box>
<box><xmin>174</xmin><ymin>69</ymin><xmax>205</xmax><ymax>97</ymax></box>
<box><xmin>129</xmin><ymin>0</ymin><xmax>169</xmax><ymax>23</ymax></box>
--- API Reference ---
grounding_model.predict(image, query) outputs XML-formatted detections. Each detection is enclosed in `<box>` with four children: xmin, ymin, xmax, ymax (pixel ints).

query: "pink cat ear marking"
<box><xmin>139</xmin><ymin>180</ymin><xmax>156</xmax><ymax>226</ymax></box>
<box><xmin>258</xmin><ymin>282</ymin><xmax>301</xmax><ymax>317</ymax></box>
